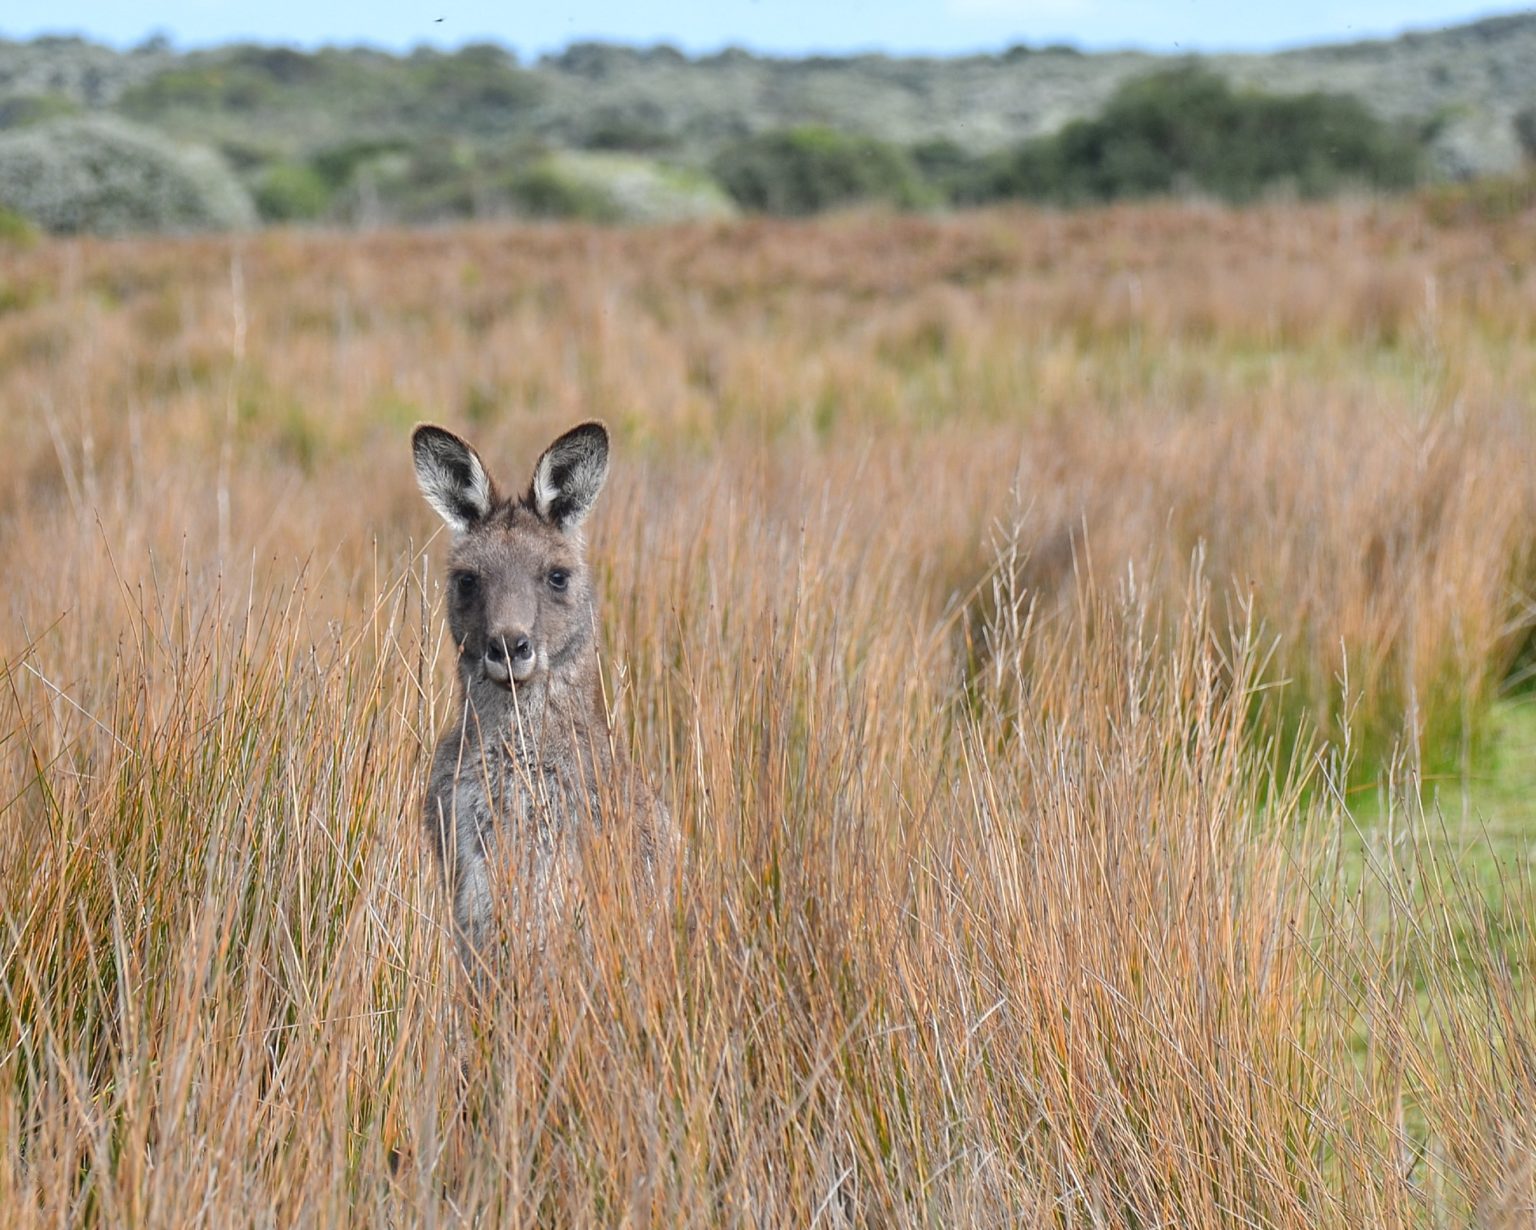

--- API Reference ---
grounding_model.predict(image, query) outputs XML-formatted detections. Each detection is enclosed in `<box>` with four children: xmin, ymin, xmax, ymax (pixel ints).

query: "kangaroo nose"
<box><xmin>486</xmin><ymin>634</ymin><xmax>533</xmax><ymax>663</ymax></box>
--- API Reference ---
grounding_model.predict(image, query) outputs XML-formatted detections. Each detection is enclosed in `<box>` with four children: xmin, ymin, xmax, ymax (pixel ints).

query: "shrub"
<box><xmin>503</xmin><ymin>159</ymin><xmax>623</xmax><ymax>222</ymax></box>
<box><xmin>1515</xmin><ymin>105</ymin><xmax>1536</xmax><ymax>163</ymax></box>
<box><xmin>254</xmin><ymin>162</ymin><xmax>332</xmax><ymax>222</ymax></box>
<box><xmin>971</xmin><ymin>67</ymin><xmax>1425</xmax><ymax>205</ymax></box>
<box><xmin>0</xmin><ymin>92</ymin><xmax>82</xmax><ymax>129</ymax></box>
<box><xmin>0</xmin><ymin>204</ymin><xmax>38</xmax><ymax>248</ymax></box>
<box><xmin>121</xmin><ymin>45</ymin><xmax>343</xmax><ymax>117</ymax></box>
<box><xmin>908</xmin><ymin>137</ymin><xmax>989</xmax><ymax>201</ymax></box>
<box><xmin>350</xmin><ymin>140</ymin><xmax>481</xmax><ymax>222</ymax></box>
<box><xmin>712</xmin><ymin>125</ymin><xmax>932</xmax><ymax>215</ymax></box>
<box><xmin>402</xmin><ymin>44</ymin><xmax>544</xmax><ymax>129</ymax></box>
<box><xmin>575</xmin><ymin>106</ymin><xmax>677</xmax><ymax>153</ymax></box>
<box><xmin>224</xmin><ymin>45</ymin><xmax>325</xmax><ymax>86</ymax></box>
<box><xmin>297</xmin><ymin>147</ymin><xmax>730</xmax><ymax>227</ymax></box>
<box><xmin>0</xmin><ymin>116</ymin><xmax>255</xmax><ymax>234</ymax></box>
<box><xmin>504</xmin><ymin>152</ymin><xmax>735</xmax><ymax>223</ymax></box>
<box><xmin>121</xmin><ymin>63</ymin><xmax>271</xmax><ymax>114</ymax></box>
<box><xmin>309</xmin><ymin>138</ymin><xmax>414</xmax><ymax>190</ymax></box>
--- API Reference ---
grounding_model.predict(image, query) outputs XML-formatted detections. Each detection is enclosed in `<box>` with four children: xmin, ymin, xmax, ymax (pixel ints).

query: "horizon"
<box><xmin>4</xmin><ymin>2</ymin><xmax>1533</xmax><ymax>62</ymax></box>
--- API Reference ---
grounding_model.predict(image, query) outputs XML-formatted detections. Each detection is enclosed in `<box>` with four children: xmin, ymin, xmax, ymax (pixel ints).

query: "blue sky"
<box><xmin>5</xmin><ymin>1</ymin><xmax>1531</xmax><ymax>58</ymax></box>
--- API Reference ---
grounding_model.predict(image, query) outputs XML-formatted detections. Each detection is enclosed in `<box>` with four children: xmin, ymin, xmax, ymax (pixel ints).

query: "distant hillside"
<box><xmin>0</xmin><ymin>14</ymin><xmax>1533</xmax><ymax>232</ymax></box>
<box><xmin>4</xmin><ymin>15</ymin><xmax>1536</xmax><ymax>175</ymax></box>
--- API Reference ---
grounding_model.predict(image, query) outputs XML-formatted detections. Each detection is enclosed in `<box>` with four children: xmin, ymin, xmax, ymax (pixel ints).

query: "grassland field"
<box><xmin>4</xmin><ymin>201</ymin><xmax>1536</xmax><ymax>1225</ymax></box>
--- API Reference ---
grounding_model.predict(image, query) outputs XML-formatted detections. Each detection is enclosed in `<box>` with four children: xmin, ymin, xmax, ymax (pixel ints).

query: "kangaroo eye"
<box><xmin>451</xmin><ymin>571</ymin><xmax>480</xmax><ymax>601</ymax></box>
<box><xmin>547</xmin><ymin>569</ymin><xmax>569</xmax><ymax>592</ymax></box>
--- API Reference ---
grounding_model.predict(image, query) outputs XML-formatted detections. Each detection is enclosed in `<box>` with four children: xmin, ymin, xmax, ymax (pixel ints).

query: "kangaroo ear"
<box><xmin>413</xmin><ymin>425</ymin><xmax>494</xmax><ymax>532</ymax></box>
<box><xmin>529</xmin><ymin>421</ymin><xmax>610</xmax><ymax>530</ymax></box>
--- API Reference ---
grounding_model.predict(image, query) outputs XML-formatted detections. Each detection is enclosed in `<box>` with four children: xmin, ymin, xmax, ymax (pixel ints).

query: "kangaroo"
<box><xmin>412</xmin><ymin>421</ymin><xmax>674</xmax><ymax>972</ymax></box>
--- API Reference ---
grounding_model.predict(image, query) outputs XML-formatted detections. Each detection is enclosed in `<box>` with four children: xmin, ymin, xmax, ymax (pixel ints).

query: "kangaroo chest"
<box><xmin>427</xmin><ymin>714</ymin><xmax>604</xmax><ymax>868</ymax></box>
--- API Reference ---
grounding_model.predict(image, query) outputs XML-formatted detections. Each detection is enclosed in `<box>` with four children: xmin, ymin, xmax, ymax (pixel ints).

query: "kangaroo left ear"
<box><xmin>530</xmin><ymin>421</ymin><xmax>610</xmax><ymax>530</ymax></box>
<box><xmin>413</xmin><ymin>424</ymin><xmax>494</xmax><ymax>532</ymax></box>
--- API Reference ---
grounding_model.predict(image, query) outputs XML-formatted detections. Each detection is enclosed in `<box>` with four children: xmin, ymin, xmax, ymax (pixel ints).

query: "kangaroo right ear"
<box><xmin>412</xmin><ymin>425</ymin><xmax>493</xmax><ymax>532</ymax></box>
<box><xmin>530</xmin><ymin>421</ymin><xmax>610</xmax><ymax>530</ymax></box>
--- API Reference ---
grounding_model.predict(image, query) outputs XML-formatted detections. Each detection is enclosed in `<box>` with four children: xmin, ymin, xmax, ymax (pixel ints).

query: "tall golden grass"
<box><xmin>4</xmin><ymin>202</ymin><xmax>1536</xmax><ymax>1224</ymax></box>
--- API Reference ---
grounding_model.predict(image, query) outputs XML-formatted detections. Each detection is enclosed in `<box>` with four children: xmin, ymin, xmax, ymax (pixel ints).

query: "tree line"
<box><xmin>0</xmin><ymin>65</ymin><xmax>1463</xmax><ymax>234</ymax></box>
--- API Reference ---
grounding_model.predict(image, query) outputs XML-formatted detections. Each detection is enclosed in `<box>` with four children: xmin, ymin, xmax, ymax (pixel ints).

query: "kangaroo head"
<box><xmin>412</xmin><ymin>421</ymin><xmax>610</xmax><ymax>693</ymax></box>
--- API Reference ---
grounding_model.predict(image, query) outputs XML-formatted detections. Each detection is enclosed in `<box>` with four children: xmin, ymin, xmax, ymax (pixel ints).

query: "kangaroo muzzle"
<box><xmin>484</xmin><ymin>633</ymin><xmax>537</xmax><ymax>686</ymax></box>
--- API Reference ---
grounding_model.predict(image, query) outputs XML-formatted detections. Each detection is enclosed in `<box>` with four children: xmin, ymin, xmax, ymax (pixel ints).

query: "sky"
<box><xmin>4</xmin><ymin>1</ymin><xmax>1531</xmax><ymax>59</ymax></box>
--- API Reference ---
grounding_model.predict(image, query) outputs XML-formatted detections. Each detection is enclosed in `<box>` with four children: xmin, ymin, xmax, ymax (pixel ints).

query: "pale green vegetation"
<box><xmin>7</xmin><ymin>13</ymin><xmax>1536</xmax><ymax>232</ymax></box>
<box><xmin>0</xmin><ymin>115</ymin><xmax>255</xmax><ymax>234</ymax></box>
<box><xmin>3</xmin><ymin>201</ymin><xmax>1536</xmax><ymax>1223</ymax></box>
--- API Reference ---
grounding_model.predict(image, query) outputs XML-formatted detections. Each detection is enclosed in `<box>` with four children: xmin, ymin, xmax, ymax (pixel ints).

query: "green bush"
<box><xmin>400</xmin><ymin>44</ymin><xmax>544</xmax><ymax>130</ymax></box>
<box><xmin>504</xmin><ymin>160</ymin><xmax>624</xmax><ymax>222</ymax></box>
<box><xmin>503</xmin><ymin>152</ymin><xmax>735</xmax><ymax>223</ymax></box>
<box><xmin>575</xmin><ymin>106</ymin><xmax>677</xmax><ymax>153</ymax></box>
<box><xmin>122</xmin><ymin>62</ymin><xmax>274</xmax><ymax>114</ymax></box>
<box><xmin>0</xmin><ymin>93</ymin><xmax>82</xmax><ymax>129</ymax></box>
<box><xmin>224</xmin><ymin>45</ymin><xmax>325</xmax><ymax>86</ymax></box>
<box><xmin>121</xmin><ymin>45</ymin><xmax>346</xmax><ymax>117</ymax></box>
<box><xmin>1515</xmin><ymin>106</ymin><xmax>1536</xmax><ymax>163</ymax></box>
<box><xmin>970</xmin><ymin>67</ymin><xmax>1425</xmax><ymax>205</ymax></box>
<box><xmin>711</xmin><ymin>125</ymin><xmax>932</xmax><ymax>215</ymax></box>
<box><xmin>0</xmin><ymin>204</ymin><xmax>39</xmax><ymax>248</ymax></box>
<box><xmin>254</xmin><ymin>162</ymin><xmax>332</xmax><ymax>222</ymax></box>
<box><xmin>298</xmin><ymin>139</ymin><xmax>734</xmax><ymax>226</ymax></box>
<box><xmin>0</xmin><ymin>116</ymin><xmax>255</xmax><ymax>234</ymax></box>
<box><xmin>309</xmin><ymin>138</ymin><xmax>413</xmax><ymax>190</ymax></box>
<box><xmin>351</xmin><ymin>140</ymin><xmax>481</xmax><ymax>222</ymax></box>
<box><xmin>119</xmin><ymin>44</ymin><xmax>540</xmax><ymax>145</ymax></box>
<box><xmin>908</xmin><ymin>137</ymin><xmax>989</xmax><ymax>201</ymax></box>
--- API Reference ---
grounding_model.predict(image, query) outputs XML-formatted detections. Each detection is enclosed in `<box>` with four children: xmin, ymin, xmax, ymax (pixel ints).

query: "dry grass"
<box><xmin>4</xmin><ymin>201</ymin><xmax>1536</xmax><ymax>1225</ymax></box>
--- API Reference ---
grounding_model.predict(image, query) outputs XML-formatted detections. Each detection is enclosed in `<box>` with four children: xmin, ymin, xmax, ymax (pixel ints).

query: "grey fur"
<box><xmin>412</xmin><ymin>421</ymin><xmax>675</xmax><ymax>973</ymax></box>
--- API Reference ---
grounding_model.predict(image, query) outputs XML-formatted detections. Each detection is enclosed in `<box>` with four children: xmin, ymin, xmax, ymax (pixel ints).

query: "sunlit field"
<box><xmin>5</xmin><ymin>201</ymin><xmax>1536</xmax><ymax>1225</ymax></box>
